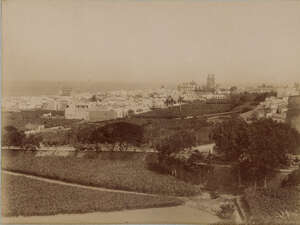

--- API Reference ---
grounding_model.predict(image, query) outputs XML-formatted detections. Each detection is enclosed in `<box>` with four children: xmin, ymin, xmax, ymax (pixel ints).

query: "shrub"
<box><xmin>187</xmin><ymin>151</ymin><xmax>206</xmax><ymax>165</ymax></box>
<box><xmin>210</xmin><ymin>190</ymin><xmax>220</xmax><ymax>199</ymax></box>
<box><xmin>244</xmin><ymin>187</ymin><xmax>300</xmax><ymax>221</ymax></box>
<box><xmin>281</xmin><ymin>168</ymin><xmax>300</xmax><ymax>188</ymax></box>
<box><xmin>215</xmin><ymin>201</ymin><xmax>235</xmax><ymax>219</ymax></box>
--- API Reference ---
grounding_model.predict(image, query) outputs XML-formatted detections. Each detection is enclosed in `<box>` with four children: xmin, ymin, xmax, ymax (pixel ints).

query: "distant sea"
<box><xmin>2</xmin><ymin>81</ymin><xmax>176</xmax><ymax>97</ymax></box>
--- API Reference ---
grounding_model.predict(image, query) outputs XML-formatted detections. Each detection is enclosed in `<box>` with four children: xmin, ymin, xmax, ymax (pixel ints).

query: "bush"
<box><xmin>210</xmin><ymin>190</ymin><xmax>220</xmax><ymax>199</ymax></box>
<box><xmin>215</xmin><ymin>201</ymin><xmax>235</xmax><ymax>219</ymax></box>
<box><xmin>187</xmin><ymin>151</ymin><xmax>206</xmax><ymax>165</ymax></box>
<box><xmin>244</xmin><ymin>187</ymin><xmax>300</xmax><ymax>221</ymax></box>
<box><xmin>281</xmin><ymin>168</ymin><xmax>300</xmax><ymax>188</ymax></box>
<box><xmin>241</xmin><ymin>107</ymin><xmax>253</xmax><ymax>113</ymax></box>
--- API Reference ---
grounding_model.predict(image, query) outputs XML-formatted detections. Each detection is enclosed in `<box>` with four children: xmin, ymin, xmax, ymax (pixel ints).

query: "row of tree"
<box><xmin>70</xmin><ymin>122</ymin><xmax>144</xmax><ymax>151</ymax></box>
<box><xmin>2</xmin><ymin>122</ymin><xmax>145</xmax><ymax>152</ymax></box>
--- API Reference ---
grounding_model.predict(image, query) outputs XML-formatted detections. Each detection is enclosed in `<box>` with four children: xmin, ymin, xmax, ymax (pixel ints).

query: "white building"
<box><xmin>65</xmin><ymin>102</ymin><xmax>119</xmax><ymax>122</ymax></box>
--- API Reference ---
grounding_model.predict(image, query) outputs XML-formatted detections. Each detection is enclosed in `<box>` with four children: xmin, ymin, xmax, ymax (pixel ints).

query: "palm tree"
<box><xmin>178</xmin><ymin>96</ymin><xmax>184</xmax><ymax>113</ymax></box>
<box><xmin>164</xmin><ymin>96</ymin><xmax>174</xmax><ymax>108</ymax></box>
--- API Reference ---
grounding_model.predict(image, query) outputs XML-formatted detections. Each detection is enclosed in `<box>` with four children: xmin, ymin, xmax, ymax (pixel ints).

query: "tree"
<box><xmin>90</xmin><ymin>95</ymin><xmax>98</xmax><ymax>102</ymax></box>
<box><xmin>100</xmin><ymin>122</ymin><xmax>144</xmax><ymax>151</ymax></box>
<box><xmin>127</xmin><ymin>109</ymin><xmax>135</xmax><ymax>117</ymax></box>
<box><xmin>164</xmin><ymin>96</ymin><xmax>175</xmax><ymax>108</ymax></box>
<box><xmin>153</xmin><ymin>130</ymin><xmax>197</xmax><ymax>175</ymax></box>
<box><xmin>178</xmin><ymin>96</ymin><xmax>184</xmax><ymax>114</ymax></box>
<box><xmin>281</xmin><ymin>168</ymin><xmax>300</xmax><ymax>188</ymax></box>
<box><xmin>88</xmin><ymin>127</ymin><xmax>107</xmax><ymax>144</ymax></box>
<box><xmin>210</xmin><ymin>118</ymin><xmax>250</xmax><ymax>162</ymax></box>
<box><xmin>156</xmin><ymin>130</ymin><xmax>197</xmax><ymax>156</ymax></box>
<box><xmin>229</xmin><ymin>86</ymin><xmax>237</xmax><ymax>94</ymax></box>
<box><xmin>210</xmin><ymin>118</ymin><xmax>250</xmax><ymax>187</ymax></box>
<box><xmin>210</xmin><ymin>118</ymin><xmax>299</xmax><ymax>188</ymax></box>
<box><xmin>2</xmin><ymin>126</ymin><xmax>25</xmax><ymax>147</ymax></box>
<box><xmin>22</xmin><ymin>134</ymin><xmax>42</xmax><ymax>150</ymax></box>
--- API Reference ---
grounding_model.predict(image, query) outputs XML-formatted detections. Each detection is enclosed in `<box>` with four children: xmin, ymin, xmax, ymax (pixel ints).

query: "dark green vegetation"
<box><xmin>147</xmin><ymin>130</ymin><xmax>203</xmax><ymax>175</ymax></box>
<box><xmin>212</xmin><ymin>222</ymin><xmax>300</xmax><ymax>225</ymax></box>
<box><xmin>2</xmin><ymin>150</ymin><xmax>202</xmax><ymax>196</ymax></box>
<box><xmin>2</xmin><ymin>115</ymin><xmax>212</xmax><ymax>149</ymax></box>
<box><xmin>123</xmin><ymin>117</ymin><xmax>212</xmax><ymax>147</ymax></box>
<box><xmin>155</xmin><ymin>130</ymin><xmax>197</xmax><ymax>156</ymax></box>
<box><xmin>210</xmin><ymin>118</ymin><xmax>300</xmax><ymax>187</ymax></box>
<box><xmin>2</xmin><ymin>173</ymin><xmax>183</xmax><ymax>217</ymax></box>
<box><xmin>70</xmin><ymin>122</ymin><xmax>145</xmax><ymax>151</ymax></box>
<box><xmin>243</xmin><ymin>187</ymin><xmax>300</xmax><ymax>223</ymax></box>
<box><xmin>207</xmin><ymin>118</ymin><xmax>300</xmax><ymax>224</ymax></box>
<box><xmin>230</xmin><ymin>91</ymin><xmax>276</xmax><ymax>111</ymax></box>
<box><xmin>39</xmin><ymin>117</ymin><xmax>211</xmax><ymax>148</ymax></box>
<box><xmin>281</xmin><ymin>168</ymin><xmax>300</xmax><ymax>188</ymax></box>
<box><xmin>2</xmin><ymin>126</ymin><xmax>25</xmax><ymax>146</ymax></box>
<box><xmin>2</xmin><ymin>125</ymin><xmax>42</xmax><ymax>149</ymax></box>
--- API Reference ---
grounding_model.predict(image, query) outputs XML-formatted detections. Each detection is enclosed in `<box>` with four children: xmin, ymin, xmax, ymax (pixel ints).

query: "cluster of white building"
<box><xmin>3</xmin><ymin>80</ymin><xmax>299</xmax><ymax>123</ymax></box>
<box><xmin>2</xmin><ymin>87</ymin><xmax>186</xmax><ymax>122</ymax></box>
<box><xmin>1</xmin><ymin>81</ymin><xmax>235</xmax><ymax>123</ymax></box>
<box><xmin>2</xmin><ymin>96</ymin><xmax>70</xmax><ymax>112</ymax></box>
<box><xmin>250</xmin><ymin>85</ymin><xmax>300</xmax><ymax>123</ymax></box>
<box><xmin>254</xmin><ymin>96</ymin><xmax>289</xmax><ymax>123</ymax></box>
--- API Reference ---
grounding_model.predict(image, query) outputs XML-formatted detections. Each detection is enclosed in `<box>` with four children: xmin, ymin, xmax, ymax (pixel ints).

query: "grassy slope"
<box><xmin>2</xmin><ymin>151</ymin><xmax>202</xmax><ymax>196</ymax></box>
<box><xmin>2</xmin><ymin>173</ymin><xmax>183</xmax><ymax>217</ymax></box>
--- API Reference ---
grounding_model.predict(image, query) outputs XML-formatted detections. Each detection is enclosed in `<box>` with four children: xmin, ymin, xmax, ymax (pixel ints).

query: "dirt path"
<box><xmin>2</xmin><ymin>170</ymin><xmax>160</xmax><ymax>197</ymax></box>
<box><xmin>2</xmin><ymin>205</ymin><xmax>221</xmax><ymax>224</ymax></box>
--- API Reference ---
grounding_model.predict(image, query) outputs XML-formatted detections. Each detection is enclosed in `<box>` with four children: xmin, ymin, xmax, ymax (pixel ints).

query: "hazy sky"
<box><xmin>2</xmin><ymin>0</ymin><xmax>300</xmax><ymax>85</ymax></box>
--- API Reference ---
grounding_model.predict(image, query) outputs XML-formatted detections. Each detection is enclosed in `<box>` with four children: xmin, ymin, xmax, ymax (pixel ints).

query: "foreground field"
<box><xmin>2</xmin><ymin>150</ymin><xmax>202</xmax><ymax>196</ymax></box>
<box><xmin>2</xmin><ymin>173</ymin><xmax>183</xmax><ymax>217</ymax></box>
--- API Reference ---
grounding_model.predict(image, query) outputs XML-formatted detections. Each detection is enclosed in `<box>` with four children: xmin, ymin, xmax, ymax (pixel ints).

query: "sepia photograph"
<box><xmin>1</xmin><ymin>0</ymin><xmax>300</xmax><ymax>224</ymax></box>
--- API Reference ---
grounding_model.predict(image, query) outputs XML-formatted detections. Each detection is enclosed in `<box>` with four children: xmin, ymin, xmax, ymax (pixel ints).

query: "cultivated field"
<box><xmin>2</xmin><ymin>150</ymin><xmax>202</xmax><ymax>196</ymax></box>
<box><xmin>136</xmin><ymin>102</ymin><xmax>233</xmax><ymax>118</ymax></box>
<box><xmin>2</xmin><ymin>110</ymin><xmax>79</xmax><ymax>130</ymax></box>
<box><xmin>2</xmin><ymin>173</ymin><xmax>183</xmax><ymax>217</ymax></box>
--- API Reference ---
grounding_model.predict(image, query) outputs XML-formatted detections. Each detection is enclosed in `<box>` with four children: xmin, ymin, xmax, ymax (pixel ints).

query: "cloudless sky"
<box><xmin>2</xmin><ymin>0</ymin><xmax>300</xmax><ymax>85</ymax></box>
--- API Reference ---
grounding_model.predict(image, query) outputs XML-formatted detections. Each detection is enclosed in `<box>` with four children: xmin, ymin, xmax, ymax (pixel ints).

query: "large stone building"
<box><xmin>59</xmin><ymin>87</ymin><xmax>72</xmax><ymax>96</ymax></box>
<box><xmin>177</xmin><ymin>81</ymin><xmax>198</xmax><ymax>92</ymax></box>
<box><xmin>65</xmin><ymin>102</ymin><xmax>118</xmax><ymax>122</ymax></box>
<box><xmin>206</xmin><ymin>74</ymin><xmax>216</xmax><ymax>91</ymax></box>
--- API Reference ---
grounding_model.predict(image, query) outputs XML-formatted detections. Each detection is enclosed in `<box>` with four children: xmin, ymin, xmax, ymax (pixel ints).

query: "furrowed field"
<box><xmin>2</xmin><ymin>150</ymin><xmax>202</xmax><ymax>196</ymax></box>
<box><xmin>2</xmin><ymin>173</ymin><xmax>183</xmax><ymax>217</ymax></box>
<box><xmin>136</xmin><ymin>102</ymin><xmax>233</xmax><ymax>118</ymax></box>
